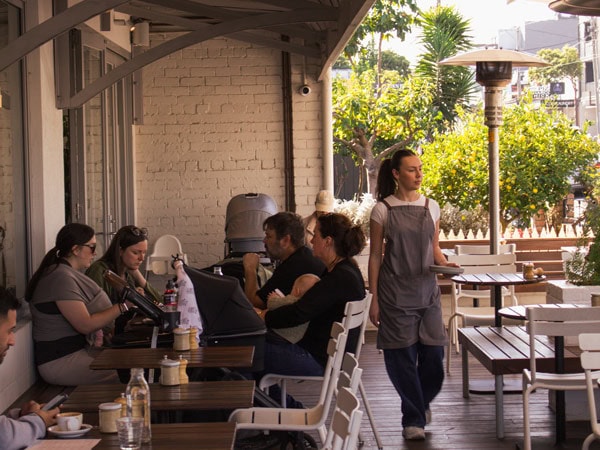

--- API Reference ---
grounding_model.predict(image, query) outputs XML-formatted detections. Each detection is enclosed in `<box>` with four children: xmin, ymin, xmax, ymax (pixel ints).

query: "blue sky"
<box><xmin>387</xmin><ymin>0</ymin><xmax>559</xmax><ymax>65</ymax></box>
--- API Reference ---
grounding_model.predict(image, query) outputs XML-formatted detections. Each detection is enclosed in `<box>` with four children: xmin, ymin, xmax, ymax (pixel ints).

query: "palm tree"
<box><xmin>415</xmin><ymin>6</ymin><xmax>477</xmax><ymax>134</ymax></box>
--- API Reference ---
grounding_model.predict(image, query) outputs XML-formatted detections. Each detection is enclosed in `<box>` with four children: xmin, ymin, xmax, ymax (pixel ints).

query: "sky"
<box><xmin>387</xmin><ymin>0</ymin><xmax>559</xmax><ymax>65</ymax></box>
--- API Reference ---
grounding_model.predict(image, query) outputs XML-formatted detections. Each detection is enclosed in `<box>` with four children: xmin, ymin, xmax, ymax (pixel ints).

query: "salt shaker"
<box><xmin>98</xmin><ymin>402</ymin><xmax>121</xmax><ymax>433</ymax></box>
<box><xmin>523</xmin><ymin>262</ymin><xmax>535</xmax><ymax>280</ymax></box>
<box><xmin>173</xmin><ymin>327</ymin><xmax>191</xmax><ymax>351</ymax></box>
<box><xmin>159</xmin><ymin>356</ymin><xmax>180</xmax><ymax>386</ymax></box>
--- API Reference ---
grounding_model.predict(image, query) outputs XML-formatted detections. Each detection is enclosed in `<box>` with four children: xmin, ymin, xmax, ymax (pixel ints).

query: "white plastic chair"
<box><xmin>144</xmin><ymin>234</ymin><xmax>188</xmax><ymax>277</ymax></box>
<box><xmin>228</xmin><ymin>322</ymin><xmax>350</xmax><ymax>444</ymax></box>
<box><xmin>579</xmin><ymin>333</ymin><xmax>600</xmax><ymax>450</ymax></box>
<box><xmin>522</xmin><ymin>307</ymin><xmax>600</xmax><ymax>450</ymax></box>
<box><xmin>446</xmin><ymin>248</ymin><xmax>519</xmax><ymax>372</ymax></box>
<box><xmin>322</xmin><ymin>386</ymin><xmax>363</xmax><ymax>450</ymax></box>
<box><xmin>258</xmin><ymin>293</ymin><xmax>383</xmax><ymax>449</ymax></box>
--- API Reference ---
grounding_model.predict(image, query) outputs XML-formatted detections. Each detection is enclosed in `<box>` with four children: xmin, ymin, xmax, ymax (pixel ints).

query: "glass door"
<box><xmin>67</xmin><ymin>28</ymin><xmax>134</xmax><ymax>252</ymax></box>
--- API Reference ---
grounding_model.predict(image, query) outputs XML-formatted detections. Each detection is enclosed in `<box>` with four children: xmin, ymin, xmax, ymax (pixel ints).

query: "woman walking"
<box><xmin>368</xmin><ymin>149</ymin><xmax>455</xmax><ymax>440</ymax></box>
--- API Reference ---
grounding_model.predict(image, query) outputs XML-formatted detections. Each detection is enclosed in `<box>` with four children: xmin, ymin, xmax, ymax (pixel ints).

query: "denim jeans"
<box><xmin>383</xmin><ymin>343</ymin><xmax>444</xmax><ymax>428</ymax></box>
<box><xmin>254</xmin><ymin>340</ymin><xmax>324</xmax><ymax>408</ymax></box>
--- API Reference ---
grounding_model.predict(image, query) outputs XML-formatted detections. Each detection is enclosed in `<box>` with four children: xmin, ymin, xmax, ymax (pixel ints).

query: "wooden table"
<box><xmin>458</xmin><ymin>325</ymin><xmax>581</xmax><ymax>439</ymax></box>
<box><xmin>90</xmin><ymin>346</ymin><xmax>254</xmax><ymax>370</ymax></box>
<box><xmin>452</xmin><ymin>273</ymin><xmax>545</xmax><ymax>326</ymax></box>
<box><xmin>64</xmin><ymin>380</ymin><xmax>255</xmax><ymax>413</ymax></box>
<box><xmin>53</xmin><ymin>423</ymin><xmax>236</xmax><ymax>449</ymax></box>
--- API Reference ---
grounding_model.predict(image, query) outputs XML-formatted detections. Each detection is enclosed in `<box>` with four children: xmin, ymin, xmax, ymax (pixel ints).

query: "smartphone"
<box><xmin>41</xmin><ymin>393</ymin><xmax>69</xmax><ymax>411</ymax></box>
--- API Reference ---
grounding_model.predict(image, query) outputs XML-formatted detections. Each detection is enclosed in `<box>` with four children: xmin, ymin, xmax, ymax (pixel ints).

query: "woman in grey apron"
<box><xmin>368</xmin><ymin>149</ymin><xmax>456</xmax><ymax>441</ymax></box>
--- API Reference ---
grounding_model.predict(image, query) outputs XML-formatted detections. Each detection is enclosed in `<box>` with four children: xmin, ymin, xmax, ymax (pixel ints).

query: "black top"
<box><xmin>257</xmin><ymin>246</ymin><xmax>326</xmax><ymax>304</ymax></box>
<box><xmin>265</xmin><ymin>259</ymin><xmax>365</xmax><ymax>366</ymax></box>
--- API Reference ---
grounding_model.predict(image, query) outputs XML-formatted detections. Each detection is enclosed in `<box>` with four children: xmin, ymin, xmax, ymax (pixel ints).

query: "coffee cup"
<box><xmin>56</xmin><ymin>411</ymin><xmax>83</xmax><ymax>431</ymax></box>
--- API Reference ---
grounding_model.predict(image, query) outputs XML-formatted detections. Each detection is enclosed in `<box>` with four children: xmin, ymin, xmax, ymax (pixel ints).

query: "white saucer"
<box><xmin>48</xmin><ymin>424</ymin><xmax>93</xmax><ymax>438</ymax></box>
<box><xmin>429</xmin><ymin>265</ymin><xmax>464</xmax><ymax>275</ymax></box>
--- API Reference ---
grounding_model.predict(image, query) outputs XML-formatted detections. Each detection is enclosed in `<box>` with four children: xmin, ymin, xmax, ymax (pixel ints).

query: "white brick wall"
<box><xmin>136</xmin><ymin>35</ymin><xmax>326</xmax><ymax>268</ymax></box>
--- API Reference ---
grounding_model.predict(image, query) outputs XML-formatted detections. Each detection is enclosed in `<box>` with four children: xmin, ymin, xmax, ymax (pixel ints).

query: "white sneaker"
<box><xmin>402</xmin><ymin>426</ymin><xmax>426</xmax><ymax>440</ymax></box>
<box><xmin>425</xmin><ymin>409</ymin><xmax>432</xmax><ymax>424</ymax></box>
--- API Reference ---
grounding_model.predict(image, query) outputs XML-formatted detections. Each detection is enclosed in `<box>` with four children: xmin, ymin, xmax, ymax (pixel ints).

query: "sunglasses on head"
<box><xmin>81</xmin><ymin>243</ymin><xmax>97</xmax><ymax>253</ymax></box>
<box><xmin>126</xmin><ymin>226</ymin><xmax>148</xmax><ymax>237</ymax></box>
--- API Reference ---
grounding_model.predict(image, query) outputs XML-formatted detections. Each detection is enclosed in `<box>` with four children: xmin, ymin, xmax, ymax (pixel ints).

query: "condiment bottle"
<box><xmin>178</xmin><ymin>355</ymin><xmax>189</xmax><ymax>384</ymax></box>
<box><xmin>159</xmin><ymin>356</ymin><xmax>180</xmax><ymax>386</ymax></box>
<box><xmin>98</xmin><ymin>402</ymin><xmax>121</xmax><ymax>433</ymax></box>
<box><xmin>173</xmin><ymin>327</ymin><xmax>191</xmax><ymax>351</ymax></box>
<box><xmin>126</xmin><ymin>368</ymin><xmax>151</xmax><ymax>443</ymax></box>
<box><xmin>523</xmin><ymin>262</ymin><xmax>535</xmax><ymax>280</ymax></box>
<box><xmin>113</xmin><ymin>393</ymin><xmax>127</xmax><ymax>417</ymax></box>
<box><xmin>163</xmin><ymin>279</ymin><xmax>178</xmax><ymax>312</ymax></box>
<box><xmin>189</xmin><ymin>326</ymin><xmax>199</xmax><ymax>350</ymax></box>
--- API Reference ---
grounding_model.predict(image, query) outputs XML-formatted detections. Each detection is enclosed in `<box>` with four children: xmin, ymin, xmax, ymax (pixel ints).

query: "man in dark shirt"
<box><xmin>242</xmin><ymin>212</ymin><xmax>325</xmax><ymax>309</ymax></box>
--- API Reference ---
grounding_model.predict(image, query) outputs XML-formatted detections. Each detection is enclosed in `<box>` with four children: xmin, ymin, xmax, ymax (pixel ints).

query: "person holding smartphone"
<box><xmin>0</xmin><ymin>287</ymin><xmax>61</xmax><ymax>450</ymax></box>
<box><xmin>26</xmin><ymin>223</ymin><xmax>126</xmax><ymax>386</ymax></box>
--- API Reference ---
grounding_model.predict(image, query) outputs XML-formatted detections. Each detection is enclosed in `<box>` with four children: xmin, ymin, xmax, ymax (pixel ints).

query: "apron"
<box><xmin>376</xmin><ymin>198</ymin><xmax>447</xmax><ymax>349</ymax></box>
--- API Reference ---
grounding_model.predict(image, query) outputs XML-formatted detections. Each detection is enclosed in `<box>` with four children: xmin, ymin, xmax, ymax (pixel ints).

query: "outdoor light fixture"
<box><xmin>440</xmin><ymin>49</ymin><xmax>547</xmax><ymax>254</ymax></box>
<box><xmin>549</xmin><ymin>0</ymin><xmax>600</xmax><ymax>16</ymax></box>
<box><xmin>131</xmin><ymin>21</ymin><xmax>150</xmax><ymax>47</ymax></box>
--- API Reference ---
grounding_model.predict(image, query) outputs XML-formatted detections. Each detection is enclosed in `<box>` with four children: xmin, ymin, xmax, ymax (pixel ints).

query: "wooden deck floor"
<box><xmin>283</xmin><ymin>293</ymin><xmax>596</xmax><ymax>449</ymax></box>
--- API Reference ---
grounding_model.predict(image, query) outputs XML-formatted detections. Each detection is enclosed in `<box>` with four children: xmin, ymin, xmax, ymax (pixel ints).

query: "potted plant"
<box><xmin>565</xmin><ymin>200</ymin><xmax>600</xmax><ymax>286</ymax></box>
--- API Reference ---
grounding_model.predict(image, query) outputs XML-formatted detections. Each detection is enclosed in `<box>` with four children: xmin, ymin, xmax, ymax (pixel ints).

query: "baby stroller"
<box><xmin>184</xmin><ymin>265</ymin><xmax>266</xmax><ymax>373</ymax></box>
<box><xmin>224</xmin><ymin>192</ymin><xmax>278</xmax><ymax>259</ymax></box>
<box><xmin>206</xmin><ymin>193</ymin><xmax>277</xmax><ymax>287</ymax></box>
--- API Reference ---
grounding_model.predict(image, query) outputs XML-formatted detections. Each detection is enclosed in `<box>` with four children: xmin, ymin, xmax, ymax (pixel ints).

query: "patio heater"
<box><xmin>440</xmin><ymin>49</ymin><xmax>547</xmax><ymax>254</ymax></box>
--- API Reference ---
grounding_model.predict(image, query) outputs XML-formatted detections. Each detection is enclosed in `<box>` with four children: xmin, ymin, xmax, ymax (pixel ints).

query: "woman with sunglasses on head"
<box><xmin>26</xmin><ymin>223</ymin><xmax>127</xmax><ymax>385</ymax></box>
<box><xmin>86</xmin><ymin>225</ymin><xmax>161</xmax><ymax>306</ymax></box>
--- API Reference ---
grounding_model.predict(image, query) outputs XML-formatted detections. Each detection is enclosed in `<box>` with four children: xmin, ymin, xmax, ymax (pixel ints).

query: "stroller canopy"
<box><xmin>184</xmin><ymin>265</ymin><xmax>266</xmax><ymax>338</ymax></box>
<box><xmin>225</xmin><ymin>193</ymin><xmax>277</xmax><ymax>247</ymax></box>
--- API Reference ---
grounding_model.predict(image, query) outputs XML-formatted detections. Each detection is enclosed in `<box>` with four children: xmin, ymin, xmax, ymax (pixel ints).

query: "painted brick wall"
<box><xmin>136</xmin><ymin>35</ymin><xmax>325</xmax><ymax>268</ymax></box>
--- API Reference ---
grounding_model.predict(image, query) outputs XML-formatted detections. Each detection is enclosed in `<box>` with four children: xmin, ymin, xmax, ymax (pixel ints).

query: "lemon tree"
<box><xmin>420</xmin><ymin>94</ymin><xmax>599</xmax><ymax>230</ymax></box>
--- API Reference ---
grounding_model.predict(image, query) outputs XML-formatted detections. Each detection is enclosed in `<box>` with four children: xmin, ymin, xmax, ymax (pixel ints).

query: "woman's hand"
<box><xmin>369</xmin><ymin>295</ymin><xmax>380</xmax><ymax>328</ymax></box>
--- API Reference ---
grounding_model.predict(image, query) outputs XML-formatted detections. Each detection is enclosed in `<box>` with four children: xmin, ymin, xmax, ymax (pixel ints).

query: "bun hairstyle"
<box><xmin>317</xmin><ymin>213</ymin><xmax>366</xmax><ymax>259</ymax></box>
<box><xmin>376</xmin><ymin>149</ymin><xmax>417</xmax><ymax>201</ymax></box>
<box><xmin>26</xmin><ymin>223</ymin><xmax>95</xmax><ymax>301</ymax></box>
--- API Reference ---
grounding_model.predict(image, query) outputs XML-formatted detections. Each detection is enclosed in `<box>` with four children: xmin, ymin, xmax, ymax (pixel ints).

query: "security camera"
<box><xmin>299</xmin><ymin>85</ymin><xmax>311</xmax><ymax>96</ymax></box>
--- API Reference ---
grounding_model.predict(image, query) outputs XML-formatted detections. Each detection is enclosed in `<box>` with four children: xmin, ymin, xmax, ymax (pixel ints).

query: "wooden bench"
<box><xmin>458</xmin><ymin>326</ymin><xmax>582</xmax><ymax>439</ymax></box>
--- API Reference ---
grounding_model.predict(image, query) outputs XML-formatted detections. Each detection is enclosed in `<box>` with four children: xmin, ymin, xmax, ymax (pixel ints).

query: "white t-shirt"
<box><xmin>370</xmin><ymin>194</ymin><xmax>441</xmax><ymax>227</ymax></box>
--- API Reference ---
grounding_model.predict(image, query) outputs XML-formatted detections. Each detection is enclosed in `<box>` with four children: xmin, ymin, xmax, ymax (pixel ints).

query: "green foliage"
<box><xmin>332</xmin><ymin>70</ymin><xmax>442</xmax><ymax>192</ymax></box>
<box><xmin>344</xmin><ymin>0</ymin><xmax>420</xmax><ymax>65</ymax></box>
<box><xmin>565</xmin><ymin>202</ymin><xmax>600</xmax><ymax>285</ymax></box>
<box><xmin>415</xmin><ymin>5</ymin><xmax>477</xmax><ymax>128</ymax></box>
<box><xmin>354</xmin><ymin>47</ymin><xmax>411</xmax><ymax>77</ymax></box>
<box><xmin>528</xmin><ymin>46</ymin><xmax>582</xmax><ymax>86</ymax></box>
<box><xmin>420</xmin><ymin>94</ymin><xmax>600</xmax><ymax>229</ymax></box>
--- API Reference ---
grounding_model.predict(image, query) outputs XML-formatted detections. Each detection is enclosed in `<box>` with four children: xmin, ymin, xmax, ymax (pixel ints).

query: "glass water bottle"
<box><xmin>125</xmin><ymin>368</ymin><xmax>151</xmax><ymax>443</ymax></box>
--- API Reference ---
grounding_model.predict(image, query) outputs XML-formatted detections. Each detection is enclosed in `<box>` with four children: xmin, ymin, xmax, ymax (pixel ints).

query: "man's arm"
<box><xmin>0</xmin><ymin>413</ymin><xmax>48</xmax><ymax>450</ymax></box>
<box><xmin>242</xmin><ymin>253</ymin><xmax>264</xmax><ymax>308</ymax></box>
